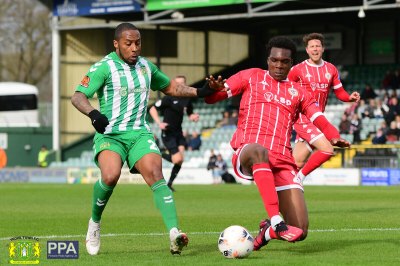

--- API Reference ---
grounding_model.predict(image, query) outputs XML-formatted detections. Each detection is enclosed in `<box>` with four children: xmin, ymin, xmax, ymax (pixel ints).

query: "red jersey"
<box><xmin>288</xmin><ymin>60</ymin><xmax>343</xmax><ymax>113</ymax></box>
<box><xmin>225</xmin><ymin>68</ymin><xmax>323</xmax><ymax>156</ymax></box>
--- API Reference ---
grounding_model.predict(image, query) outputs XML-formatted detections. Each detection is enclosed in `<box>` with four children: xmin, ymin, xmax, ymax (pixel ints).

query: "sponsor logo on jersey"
<box><xmin>140</xmin><ymin>66</ymin><xmax>147</xmax><ymax>75</ymax></box>
<box><xmin>325</xmin><ymin>72</ymin><xmax>331</xmax><ymax>80</ymax></box>
<box><xmin>264</xmin><ymin>92</ymin><xmax>292</xmax><ymax>106</ymax></box>
<box><xmin>310</xmin><ymin>82</ymin><xmax>328</xmax><ymax>91</ymax></box>
<box><xmin>99</xmin><ymin>142</ymin><xmax>111</xmax><ymax>150</ymax></box>
<box><xmin>288</xmin><ymin>86</ymin><xmax>298</xmax><ymax>97</ymax></box>
<box><xmin>80</xmin><ymin>76</ymin><xmax>90</xmax><ymax>88</ymax></box>
<box><xmin>120</xmin><ymin>86</ymin><xmax>128</xmax><ymax>97</ymax></box>
<box><xmin>119</xmin><ymin>87</ymin><xmax>147</xmax><ymax>97</ymax></box>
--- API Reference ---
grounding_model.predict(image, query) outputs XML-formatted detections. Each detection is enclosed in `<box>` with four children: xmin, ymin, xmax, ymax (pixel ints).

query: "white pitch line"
<box><xmin>1</xmin><ymin>228</ymin><xmax>400</xmax><ymax>241</ymax></box>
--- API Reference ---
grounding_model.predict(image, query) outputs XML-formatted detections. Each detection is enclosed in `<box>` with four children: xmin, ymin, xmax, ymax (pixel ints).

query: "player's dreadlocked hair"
<box><xmin>266</xmin><ymin>36</ymin><xmax>297</xmax><ymax>61</ymax></box>
<box><xmin>114</xmin><ymin>23</ymin><xmax>138</xmax><ymax>41</ymax></box>
<box><xmin>303</xmin><ymin>33</ymin><xmax>324</xmax><ymax>47</ymax></box>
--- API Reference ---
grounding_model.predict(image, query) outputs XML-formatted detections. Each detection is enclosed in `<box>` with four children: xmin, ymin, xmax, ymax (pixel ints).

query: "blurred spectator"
<box><xmin>381</xmin><ymin>91</ymin><xmax>390</xmax><ymax>105</ymax></box>
<box><xmin>228</xmin><ymin>109</ymin><xmax>238</xmax><ymax>126</ymax></box>
<box><xmin>182</xmin><ymin>129</ymin><xmax>191</xmax><ymax>149</ymax></box>
<box><xmin>361</xmin><ymin>99</ymin><xmax>376</xmax><ymax>118</ymax></box>
<box><xmin>379</xmin><ymin>120</ymin><xmax>389</xmax><ymax>135</ymax></box>
<box><xmin>373</xmin><ymin>98</ymin><xmax>389</xmax><ymax>118</ymax></box>
<box><xmin>214</xmin><ymin>154</ymin><xmax>228</xmax><ymax>178</ymax></box>
<box><xmin>350</xmin><ymin>114</ymin><xmax>362</xmax><ymax>144</ymax></box>
<box><xmin>0</xmin><ymin>148</ymin><xmax>7</xmax><ymax>169</ymax></box>
<box><xmin>386</xmin><ymin>121</ymin><xmax>400</xmax><ymax>142</ymax></box>
<box><xmin>395</xmin><ymin>115</ymin><xmax>400</xmax><ymax>129</ymax></box>
<box><xmin>187</xmin><ymin>131</ymin><xmax>201</xmax><ymax>151</ymax></box>
<box><xmin>338</xmin><ymin>114</ymin><xmax>351</xmax><ymax>134</ymax></box>
<box><xmin>217</xmin><ymin>111</ymin><xmax>230</xmax><ymax>127</ymax></box>
<box><xmin>207</xmin><ymin>149</ymin><xmax>218</xmax><ymax>183</ymax></box>
<box><xmin>38</xmin><ymin>145</ymin><xmax>49</xmax><ymax>167</ymax></box>
<box><xmin>360</xmin><ymin>84</ymin><xmax>377</xmax><ymax>101</ymax></box>
<box><xmin>372</xmin><ymin>129</ymin><xmax>387</xmax><ymax>144</ymax></box>
<box><xmin>356</xmin><ymin>99</ymin><xmax>367</xmax><ymax>118</ymax></box>
<box><xmin>384</xmin><ymin>97</ymin><xmax>400</xmax><ymax>125</ymax></box>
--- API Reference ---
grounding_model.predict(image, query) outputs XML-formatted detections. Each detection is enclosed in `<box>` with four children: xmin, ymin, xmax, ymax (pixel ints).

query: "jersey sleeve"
<box><xmin>225</xmin><ymin>69</ymin><xmax>252</xmax><ymax>96</ymax></box>
<box><xmin>299</xmin><ymin>89</ymin><xmax>323</xmax><ymax>122</ymax></box>
<box><xmin>75</xmin><ymin>62</ymin><xmax>109</xmax><ymax>98</ymax></box>
<box><xmin>331</xmin><ymin>66</ymin><xmax>343</xmax><ymax>90</ymax></box>
<box><xmin>147</xmin><ymin>60</ymin><xmax>171</xmax><ymax>91</ymax></box>
<box><xmin>287</xmin><ymin>66</ymin><xmax>300</xmax><ymax>82</ymax></box>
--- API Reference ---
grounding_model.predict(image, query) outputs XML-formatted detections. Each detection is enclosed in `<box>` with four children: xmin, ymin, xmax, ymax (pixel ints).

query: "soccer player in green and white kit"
<box><xmin>71</xmin><ymin>23</ymin><xmax>217</xmax><ymax>256</ymax></box>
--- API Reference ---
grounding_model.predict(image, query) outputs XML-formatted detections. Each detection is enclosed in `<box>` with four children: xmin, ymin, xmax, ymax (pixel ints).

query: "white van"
<box><xmin>0</xmin><ymin>82</ymin><xmax>40</xmax><ymax>127</ymax></box>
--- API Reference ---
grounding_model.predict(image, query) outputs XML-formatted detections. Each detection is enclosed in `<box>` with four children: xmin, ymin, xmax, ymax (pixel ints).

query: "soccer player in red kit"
<box><xmin>205</xmin><ymin>36</ymin><xmax>350</xmax><ymax>249</ymax></box>
<box><xmin>288</xmin><ymin>33</ymin><xmax>360</xmax><ymax>182</ymax></box>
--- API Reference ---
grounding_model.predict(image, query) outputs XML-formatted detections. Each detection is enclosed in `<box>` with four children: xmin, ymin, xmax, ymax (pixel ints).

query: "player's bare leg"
<box><xmin>278</xmin><ymin>188</ymin><xmax>309</xmax><ymax>240</ymax></box>
<box><xmin>292</xmin><ymin>141</ymin><xmax>311</xmax><ymax>169</ymax></box>
<box><xmin>239</xmin><ymin>144</ymin><xmax>303</xmax><ymax>250</ymax></box>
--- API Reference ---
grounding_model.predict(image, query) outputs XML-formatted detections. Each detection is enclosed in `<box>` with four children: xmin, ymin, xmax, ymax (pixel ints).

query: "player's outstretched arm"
<box><xmin>312</xmin><ymin>115</ymin><xmax>351</xmax><ymax>148</ymax></box>
<box><xmin>162</xmin><ymin>76</ymin><xmax>224</xmax><ymax>98</ymax></box>
<box><xmin>334</xmin><ymin>87</ymin><xmax>360</xmax><ymax>103</ymax></box>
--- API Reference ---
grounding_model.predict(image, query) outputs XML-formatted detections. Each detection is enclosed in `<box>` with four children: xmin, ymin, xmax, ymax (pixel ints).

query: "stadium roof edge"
<box><xmin>44</xmin><ymin>1</ymin><xmax>400</xmax><ymax>30</ymax></box>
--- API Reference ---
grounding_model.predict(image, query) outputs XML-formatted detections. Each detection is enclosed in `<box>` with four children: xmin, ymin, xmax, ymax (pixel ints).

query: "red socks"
<box><xmin>253</xmin><ymin>163</ymin><xmax>280</xmax><ymax>218</ymax></box>
<box><xmin>300</xmin><ymin>150</ymin><xmax>334</xmax><ymax>176</ymax></box>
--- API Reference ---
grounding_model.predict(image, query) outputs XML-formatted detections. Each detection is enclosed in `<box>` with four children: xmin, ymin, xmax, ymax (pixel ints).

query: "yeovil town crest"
<box><xmin>9</xmin><ymin>236</ymin><xmax>40</xmax><ymax>264</ymax></box>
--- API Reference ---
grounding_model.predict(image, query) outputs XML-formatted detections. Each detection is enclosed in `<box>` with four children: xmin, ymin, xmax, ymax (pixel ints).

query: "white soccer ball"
<box><xmin>218</xmin><ymin>225</ymin><xmax>254</xmax><ymax>259</ymax></box>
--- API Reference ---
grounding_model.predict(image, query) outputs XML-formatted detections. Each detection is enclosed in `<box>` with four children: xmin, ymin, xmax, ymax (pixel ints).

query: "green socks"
<box><xmin>151</xmin><ymin>179</ymin><xmax>179</xmax><ymax>231</ymax></box>
<box><xmin>91</xmin><ymin>179</ymin><xmax>115</xmax><ymax>222</ymax></box>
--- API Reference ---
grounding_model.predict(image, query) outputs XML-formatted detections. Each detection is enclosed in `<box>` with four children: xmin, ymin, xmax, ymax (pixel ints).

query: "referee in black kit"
<box><xmin>149</xmin><ymin>75</ymin><xmax>200</xmax><ymax>192</ymax></box>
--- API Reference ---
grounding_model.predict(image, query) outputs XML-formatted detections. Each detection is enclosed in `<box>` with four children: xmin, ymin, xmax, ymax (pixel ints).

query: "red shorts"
<box><xmin>231</xmin><ymin>144</ymin><xmax>303</xmax><ymax>191</ymax></box>
<box><xmin>294</xmin><ymin>119</ymin><xmax>324</xmax><ymax>145</ymax></box>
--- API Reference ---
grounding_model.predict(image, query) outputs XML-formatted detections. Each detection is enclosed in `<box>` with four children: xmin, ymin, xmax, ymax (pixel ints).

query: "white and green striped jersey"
<box><xmin>76</xmin><ymin>52</ymin><xmax>170</xmax><ymax>134</ymax></box>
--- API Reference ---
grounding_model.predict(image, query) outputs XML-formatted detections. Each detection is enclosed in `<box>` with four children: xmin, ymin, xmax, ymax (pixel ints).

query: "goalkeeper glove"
<box><xmin>88</xmin><ymin>110</ymin><xmax>109</xmax><ymax>134</ymax></box>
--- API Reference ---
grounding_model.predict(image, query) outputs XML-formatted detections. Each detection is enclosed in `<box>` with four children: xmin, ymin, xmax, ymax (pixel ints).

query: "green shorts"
<box><xmin>93</xmin><ymin>129</ymin><xmax>161</xmax><ymax>173</ymax></box>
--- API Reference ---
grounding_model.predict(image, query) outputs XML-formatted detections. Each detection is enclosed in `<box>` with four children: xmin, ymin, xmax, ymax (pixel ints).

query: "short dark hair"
<box><xmin>114</xmin><ymin>23</ymin><xmax>138</xmax><ymax>41</ymax></box>
<box><xmin>266</xmin><ymin>36</ymin><xmax>297</xmax><ymax>59</ymax></box>
<box><xmin>303</xmin><ymin>33</ymin><xmax>324</xmax><ymax>47</ymax></box>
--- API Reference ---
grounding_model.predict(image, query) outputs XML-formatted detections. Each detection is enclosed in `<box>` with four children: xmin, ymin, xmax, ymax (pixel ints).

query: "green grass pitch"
<box><xmin>1</xmin><ymin>183</ymin><xmax>399</xmax><ymax>265</ymax></box>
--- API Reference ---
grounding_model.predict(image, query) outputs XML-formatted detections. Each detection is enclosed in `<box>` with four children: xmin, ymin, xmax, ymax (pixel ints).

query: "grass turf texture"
<box><xmin>1</xmin><ymin>184</ymin><xmax>399</xmax><ymax>265</ymax></box>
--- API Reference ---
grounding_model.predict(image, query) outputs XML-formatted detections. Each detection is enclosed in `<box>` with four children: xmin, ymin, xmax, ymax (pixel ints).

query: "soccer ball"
<box><xmin>218</xmin><ymin>225</ymin><xmax>254</xmax><ymax>259</ymax></box>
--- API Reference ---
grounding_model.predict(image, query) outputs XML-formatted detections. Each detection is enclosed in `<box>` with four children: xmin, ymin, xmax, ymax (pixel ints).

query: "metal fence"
<box><xmin>338</xmin><ymin>144</ymin><xmax>400</xmax><ymax>168</ymax></box>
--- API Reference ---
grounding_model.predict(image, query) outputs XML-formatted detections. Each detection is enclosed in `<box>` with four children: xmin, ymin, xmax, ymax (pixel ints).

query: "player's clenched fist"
<box><xmin>88</xmin><ymin>110</ymin><xmax>109</xmax><ymax>134</ymax></box>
